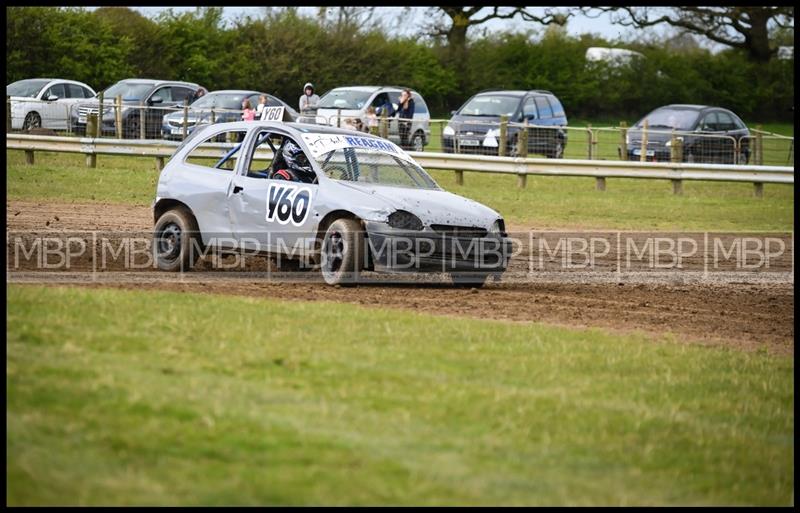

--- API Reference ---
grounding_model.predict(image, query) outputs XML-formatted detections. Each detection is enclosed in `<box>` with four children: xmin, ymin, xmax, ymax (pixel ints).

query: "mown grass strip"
<box><xmin>7</xmin><ymin>285</ymin><xmax>794</xmax><ymax>505</ymax></box>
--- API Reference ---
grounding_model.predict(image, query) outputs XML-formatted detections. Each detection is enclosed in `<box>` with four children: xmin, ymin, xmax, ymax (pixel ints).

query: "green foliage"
<box><xmin>5</xmin><ymin>7</ymin><xmax>795</xmax><ymax>121</ymax></box>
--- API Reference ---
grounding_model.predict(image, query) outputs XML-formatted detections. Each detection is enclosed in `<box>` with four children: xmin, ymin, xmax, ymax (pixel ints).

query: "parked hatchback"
<box><xmin>315</xmin><ymin>86</ymin><xmax>431</xmax><ymax>151</ymax></box>
<box><xmin>161</xmin><ymin>90</ymin><xmax>298</xmax><ymax>140</ymax></box>
<box><xmin>7</xmin><ymin>78</ymin><xmax>96</xmax><ymax>131</ymax></box>
<box><xmin>70</xmin><ymin>78</ymin><xmax>203</xmax><ymax>138</ymax></box>
<box><xmin>443</xmin><ymin>90</ymin><xmax>568</xmax><ymax>158</ymax></box>
<box><xmin>626</xmin><ymin>104</ymin><xmax>750</xmax><ymax>164</ymax></box>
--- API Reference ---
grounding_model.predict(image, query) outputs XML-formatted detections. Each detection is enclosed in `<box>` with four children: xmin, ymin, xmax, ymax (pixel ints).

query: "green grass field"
<box><xmin>6</xmin><ymin>285</ymin><xmax>794</xmax><ymax>506</ymax></box>
<box><xmin>6</xmin><ymin>150</ymin><xmax>793</xmax><ymax>231</ymax></box>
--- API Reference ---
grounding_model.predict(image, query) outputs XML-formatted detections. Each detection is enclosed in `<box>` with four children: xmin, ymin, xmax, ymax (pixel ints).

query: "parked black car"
<box><xmin>626</xmin><ymin>104</ymin><xmax>750</xmax><ymax>164</ymax></box>
<box><xmin>70</xmin><ymin>79</ymin><xmax>203</xmax><ymax>138</ymax></box>
<box><xmin>442</xmin><ymin>90</ymin><xmax>568</xmax><ymax>158</ymax></box>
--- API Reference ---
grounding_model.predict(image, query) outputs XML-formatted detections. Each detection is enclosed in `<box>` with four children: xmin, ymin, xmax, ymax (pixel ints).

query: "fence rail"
<box><xmin>6</xmin><ymin>133</ymin><xmax>793</xmax><ymax>197</ymax></box>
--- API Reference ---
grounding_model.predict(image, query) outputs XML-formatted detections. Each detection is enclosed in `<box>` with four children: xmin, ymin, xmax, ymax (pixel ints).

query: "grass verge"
<box><xmin>7</xmin><ymin>285</ymin><xmax>794</xmax><ymax>505</ymax></box>
<box><xmin>7</xmin><ymin>150</ymin><xmax>793</xmax><ymax>231</ymax></box>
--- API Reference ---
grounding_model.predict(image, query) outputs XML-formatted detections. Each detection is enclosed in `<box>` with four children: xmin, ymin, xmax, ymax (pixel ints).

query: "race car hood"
<box><xmin>331</xmin><ymin>181</ymin><xmax>501</xmax><ymax>229</ymax></box>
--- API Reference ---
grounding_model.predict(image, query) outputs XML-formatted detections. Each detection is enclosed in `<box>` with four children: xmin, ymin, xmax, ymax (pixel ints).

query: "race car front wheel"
<box><xmin>153</xmin><ymin>208</ymin><xmax>201</xmax><ymax>272</ymax></box>
<box><xmin>320</xmin><ymin>218</ymin><xmax>365</xmax><ymax>286</ymax></box>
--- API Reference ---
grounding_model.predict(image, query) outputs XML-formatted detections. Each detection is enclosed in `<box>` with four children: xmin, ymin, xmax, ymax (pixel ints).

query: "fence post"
<box><xmin>518</xmin><ymin>120</ymin><xmax>528</xmax><ymax>158</ymax></box>
<box><xmin>596</xmin><ymin>177</ymin><xmax>606</xmax><ymax>191</ymax></box>
<box><xmin>139</xmin><ymin>101</ymin><xmax>146</xmax><ymax>139</ymax></box>
<box><xmin>640</xmin><ymin>119</ymin><xmax>648</xmax><ymax>162</ymax></box>
<box><xmin>670</xmin><ymin>130</ymin><xmax>679</xmax><ymax>163</ymax></box>
<box><xmin>211</xmin><ymin>107</ymin><xmax>215</xmax><ymax>124</ymax></box>
<box><xmin>182</xmin><ymin>99</ymin><xmax>189</xmax><ymax>140</ymax></box>
<box><xmin>454</xmin><ymin>170</ymin><xmax>464</xmax><ymax>186</ymax></box>
<box><xmin>586</xmin><ymin>123</ymin><xmax>593</xmax><ymax>160</ymax></box>
<box><xmin>672</xmin><ymin>179</ymin><xmax>683</xmax><ymax>195</ymax></box>
<box><xmin>24</xmin><ymin>150</ymin><xmax>34</xmax><ymax>165</ymax></box>
<box><xmin>755</xmin><ymin>125</ymin><xmax>763</xmax><ymax>165</ymax></box>
<box><xmin>618</xmin><ymin>120</ymin><xmax>627</xmax><ymax>160</ymax></box>
<box><xmin>115</xmin><ymin>95</ymin><xmax>123</xmax><ymax>139</ymax></box>
<box><xmin>498</xmin><ymin>115</ymin><xmax>508</xmax><ymax>157</ymax></box>
<box><xmin>337</xmin><ymin>108</ymin><xmax>341</xmax><ymax>128</ymax></box>
<box><xmin>753</xmin><ymin>182</ymin><xmax>764</xmax><ymax>198</ymax></box>
<box><xmin>380</xmin><ymin>109</ymin><xmax>388</xmax><ymax>139</ymax></box>
<box><xmin>96</xmin><ymin>91</ymin><xmax>104</xmax><ymax>138</ymax></box>
<box><xmin>155</xmin><ymin>156</ymin><xmax>165</xmax><ymax>172</ymax></box>
<box><xmin>517</xmin><ymin>174</ymin><xmax>527</xmax><ymax>189</ymax></box>
<box><xmin>7</xmin><ymin>96</ymin><xmax>12</xmax><ymax>132</ymax></box>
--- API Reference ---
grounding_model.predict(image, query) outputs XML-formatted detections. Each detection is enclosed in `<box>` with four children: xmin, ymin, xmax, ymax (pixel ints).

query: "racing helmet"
<box><xmin>303</xmin><ymin>82</ymin><xmax>314</xmax><ymax>94</ymax></box>
<box><xmin>280</xmin><ymin>140</ymin><xmax>314</xmax><ymax>181</ymax></box>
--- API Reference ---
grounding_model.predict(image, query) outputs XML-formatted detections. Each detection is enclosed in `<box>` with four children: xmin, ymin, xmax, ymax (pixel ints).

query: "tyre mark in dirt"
<box><xmin>7</xmin><ymin>201</ymin><xmax>794</xmax><ymax>355</ymax></box>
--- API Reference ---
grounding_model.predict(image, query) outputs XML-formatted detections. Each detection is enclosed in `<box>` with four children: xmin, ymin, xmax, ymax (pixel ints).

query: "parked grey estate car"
<box><xmin>626</xmin><ymin>104</ymin><xmax>751</xmax><ymax>164</ymax></box>
<box><xmin>314</xmin><ymin>86</ymin><xmax>431</xmax><ymax>151</ymax></box>
<box><xmin>7</xmin><ymin>78</ymin><xmax>96</xmax><ymax>130</ymax></box>
<box><xmin>152</xmin><ymin>121</ymin><xmax>511</xmax><ymax>285</ymax></box>
<box><xmin>71</xmin><ymin>78</ymin><xmax>203</xmax><ymax>138</ymax></box>
<box><xmin>161</xmin><ymin>89</ymin><xmax>299</xmax><ymax>140</ymax></box>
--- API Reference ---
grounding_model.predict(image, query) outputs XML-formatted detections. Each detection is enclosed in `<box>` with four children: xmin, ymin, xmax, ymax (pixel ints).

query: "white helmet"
<box><xmin>303</xmin><ymin>82</ymin><xmax>314</xmax><ymax>93</ymax></box>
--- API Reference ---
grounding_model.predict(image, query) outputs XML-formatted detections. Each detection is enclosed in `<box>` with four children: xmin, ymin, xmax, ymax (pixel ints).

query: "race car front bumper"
<box><xmin>364</xmin><ymin>221</ymin><xmax>512</xmax><ymax>274</ymax></box>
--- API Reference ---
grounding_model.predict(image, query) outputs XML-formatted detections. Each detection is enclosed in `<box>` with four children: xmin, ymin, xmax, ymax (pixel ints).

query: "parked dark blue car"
<box><xmin>161</xmin><ymin>90</ymin><xmax>298</xmax><ymax>140</ymax></box>
<box><xmin>442</xmin><ymin>90</ymin><xmax>568</xmax><ymax>158</ymax></box>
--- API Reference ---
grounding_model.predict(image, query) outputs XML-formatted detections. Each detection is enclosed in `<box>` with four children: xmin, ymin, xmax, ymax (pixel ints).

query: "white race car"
<box><xmin>153</xmin><ymin>121</ymin><xmax>512</xmax><ymax>286</ymax></box>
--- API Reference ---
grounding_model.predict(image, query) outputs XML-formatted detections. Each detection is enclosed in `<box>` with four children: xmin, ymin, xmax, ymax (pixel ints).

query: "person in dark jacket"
<box><xmin>395</xmin><ymin>89</ymin><xmax>415</xmax><ymax>149</ymax></box>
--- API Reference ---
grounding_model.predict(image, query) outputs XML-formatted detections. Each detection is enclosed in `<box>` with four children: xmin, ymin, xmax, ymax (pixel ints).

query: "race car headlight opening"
<box><xmin>489</xmin><ymin>219</ymin><xmax>505</xmax><ymax>235</ymax></box>
<box><xmin>443</xmin><ymin>125</ymin><xmax>455</xmax><ymax>136</ymax></box>
<box><xmin>387</xmin><ymin>210</ymin><xmax>424</xmax><ymax>231</ymax></box>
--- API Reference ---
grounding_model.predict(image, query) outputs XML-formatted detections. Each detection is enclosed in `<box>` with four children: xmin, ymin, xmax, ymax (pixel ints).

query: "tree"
<box><xmin>584</xmin><ymin>7</ymin><xmax>794</xmax><ymax>62</ymax></box>
<box><xmin>424</xmin><ymin>6</ymin><xmax>570</xmax><ymax>58</ymax></box>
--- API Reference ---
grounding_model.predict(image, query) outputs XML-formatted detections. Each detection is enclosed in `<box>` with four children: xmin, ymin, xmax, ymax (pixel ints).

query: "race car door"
<box><xmin>227</xmin><ymin>128</ymin><xmax>319</xmax><ymax>257</ymax></box>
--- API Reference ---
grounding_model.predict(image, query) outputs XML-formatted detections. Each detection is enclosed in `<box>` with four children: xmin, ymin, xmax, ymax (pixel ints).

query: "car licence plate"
<box><xmin>632</xmin><ymin>149</ymin><xmax>655</xmax><ymax>157</ymax></box>
<box><xmin>459</xmin><ymin>139</ymin><xmax>479</xmax><ymax>146</ymax></box>
<box><xmin>78</xmin><ymin>116</ymin><xmax>86</xmax><ymax>124</ymax></box>
<box><xmin>171</xmin><ymin>128</ymin><xmax>183</xmax><ymax>135</ymax></box>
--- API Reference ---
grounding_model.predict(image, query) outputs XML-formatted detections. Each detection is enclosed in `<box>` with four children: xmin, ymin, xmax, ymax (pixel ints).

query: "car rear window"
<box><xmin>547</xmin><ymin>96</ymin><xmax>565</xmax><ymax>118</ymax></box>
<box><xmin>534</xmin><ymin>97</ymin><xmax>552</xmax><ymax>118</ymax></box>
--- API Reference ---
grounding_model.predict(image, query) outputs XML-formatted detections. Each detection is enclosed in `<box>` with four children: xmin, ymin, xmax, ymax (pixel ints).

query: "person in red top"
<box><xmin>241</xmin><ymin>99</ymin><xmax>255</xmax><ymax>121</ymax></box>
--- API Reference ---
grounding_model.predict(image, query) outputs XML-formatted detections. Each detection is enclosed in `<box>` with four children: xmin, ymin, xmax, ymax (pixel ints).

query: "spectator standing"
<box><xmin>191</xmin><ymin>87</ymin><xmax>208</xmax><ymax>104</ymax></box>
<box><xmin>298</xmin><ymin>82</ymin><xmax>320</xmax><ymax>113</ymax></box>
<box><xmin>366</xmin><ymin>106</ymin><xmax>378</xmax><ymax>135</ymax></box>
<box><xmin>256</xmin><ymin>95</ymin><xmax>268</xmax><ymax>118</ymax></box>
<box><xmin>395</xmin><ymin>89</ymin><xmax>415</xmax><ymax>149</ymax></box>
<box><xmin>241</xmin><ymin>99</ymin><xmax>255</xmax><ymax>122</ymax></box>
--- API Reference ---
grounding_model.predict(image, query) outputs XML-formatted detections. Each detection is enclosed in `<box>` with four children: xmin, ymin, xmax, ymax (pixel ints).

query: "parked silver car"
<box><xmin>153</xmin><ymin>121</ymin><xmax>510</xmax><ymax>286</ymax></box>
<box><xmin>314</xmin><ymin>86</ymin><xmax>431</xmax><ymax>151</ymax></box>
<box><xmin>7</xmin><ymin>78</ymin><xmax>96</xmax><ymax>130</ymax></box>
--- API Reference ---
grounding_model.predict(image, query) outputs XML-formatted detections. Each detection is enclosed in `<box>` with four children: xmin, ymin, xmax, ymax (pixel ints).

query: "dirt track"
<box><xmin>7</xmin><ymin>200</ymin><xmax>795</xmax><ymax>355</ymax></box>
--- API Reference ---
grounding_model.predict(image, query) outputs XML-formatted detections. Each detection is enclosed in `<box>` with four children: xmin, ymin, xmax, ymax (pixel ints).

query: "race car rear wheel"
<box><xmin>320</xmin><ymin>218</ymin><xmax>364</xmax><ymax>286</ymax></box>
<box><xmin>153</xmin><ymin>207</ymin><xmax>200</xmax><ymax>272</ymax></box>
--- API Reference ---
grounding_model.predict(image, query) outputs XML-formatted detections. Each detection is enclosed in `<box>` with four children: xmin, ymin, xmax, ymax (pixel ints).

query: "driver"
<box><xmin>271</xmin><ymin>140</ymin><xmax>316</xmax><ymax>183</ymax></box>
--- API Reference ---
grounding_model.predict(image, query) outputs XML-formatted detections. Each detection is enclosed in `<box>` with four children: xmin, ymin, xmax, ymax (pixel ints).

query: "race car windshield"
<box><xmin>636</xmin><ymin>109</ymin><xmax>699</xmax><ymax>130</ymax></box>
<box><xmin>101</xmin><ymin>82</ymin><xmax>154</xmax><ymax>101</ymax></box>
<box><xmin>459</xmin><ymin>95</ymin><xmax>519</xmax><ymax>117</ymax></box>
<box><xmin>319</xmin><ymin>148</ymin><xmax>439</xmax><ymax>190</ymax></box>
<box><xmin>7</xmin><ymin>79</ymin><xmax>50</xmax><ymax>98</ymax></box>
<box><xmin>318</xmin><ymin>89</ymin><xmax>373</xmax><ymax>110</ymax></box>
<box><xmin>191</xmin><ymin>93</ymin><xmax>249</xmax><ymax>110</ymax></box>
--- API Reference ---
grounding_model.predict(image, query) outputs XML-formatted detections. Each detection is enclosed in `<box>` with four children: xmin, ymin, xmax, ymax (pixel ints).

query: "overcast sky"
<box><xmin>100</xmin><ymin>6</ymin><xmax>680</xmax><ymax>44</ymax></box>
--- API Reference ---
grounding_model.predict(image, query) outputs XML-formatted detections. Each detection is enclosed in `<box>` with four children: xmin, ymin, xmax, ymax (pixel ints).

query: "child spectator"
<box><xmin>366</xmin><ymin>106</ymin><xmax>378</xmax><ymax>134</ymax></box>
<box><xmin>241</xmin><ymin>99</ymin><xmax>255</xmax><ymax>121</ymax></box>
